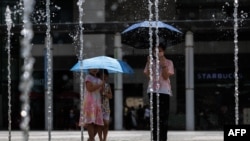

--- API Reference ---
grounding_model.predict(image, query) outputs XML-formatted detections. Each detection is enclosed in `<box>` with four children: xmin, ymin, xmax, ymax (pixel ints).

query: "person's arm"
<box><xmin>104</xmin><ymin>84</ymin><xmax>113</xmax><ymax>99</ymax></box>
<box><xmin>144</xmin><ymin>56</ymin><xmax>151</xmax><ymax>78</ymax></box>
<box><xmin>160</xmin><ymin>57</ymin><xmax>174</xmax><ymax>80</ymax></box>
<box><xmin>143</xmin><ymin>62</ymin><xmax>150</xmax><ymax>78</ymax></box>
<box><xmin>86</xmin><ymin>80</ymin><xmax>103</xmax><ymax>92</ymax></box>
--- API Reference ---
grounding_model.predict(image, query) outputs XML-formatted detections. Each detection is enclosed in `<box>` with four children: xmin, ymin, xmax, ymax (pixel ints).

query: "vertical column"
<box><xmin>185</xmin><ymin>31</ymin><xmax>195</xmax><ymax>130</ymax></box>
<box><xmin>0</xmin><ymin>39</ymin><xmax>2</xmax><ymax>128</ymax></box>
<box><xmin>0</xmin><ymin>95</ymin><xmax>2</xmax><ymax>128</ymax></box>
<box><xmin>114</xmin><ymin>33</ymin><xmax>123</xmax><ymax>130</ymax></box>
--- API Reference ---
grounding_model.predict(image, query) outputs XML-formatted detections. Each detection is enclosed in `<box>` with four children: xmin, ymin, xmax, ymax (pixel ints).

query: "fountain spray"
<box><xmin>5</xmin><ymin>5</ymin><xmax>13</xmax><ymax>141</ymax></box>
<box><xmin>77</xmin><ymin>1</ymin><xmax>85</xmax><ymax>141</ymax></box>
<box><xmin>19</xmin><ymin>0</ymin><xmax>35</xmax><ymax>141</ymax></box>
<box><xmin>233</xmin><ymin>0</ymin><xmax>239</xmax><ymax>125</ymax></box>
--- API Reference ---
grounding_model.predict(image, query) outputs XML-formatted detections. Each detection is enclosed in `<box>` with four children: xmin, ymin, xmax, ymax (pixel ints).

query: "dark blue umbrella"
<box><xmin>121</xmin><ymin>21</ymin><xmax>183</xmax><ymax>49</ymax></box>
<box><xmin>70</xmin><ymin>56</ymin><xmax>134</xmax><ymax>74</ymax></box>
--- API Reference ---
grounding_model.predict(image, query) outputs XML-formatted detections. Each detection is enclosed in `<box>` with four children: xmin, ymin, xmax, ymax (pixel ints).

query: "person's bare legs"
<box><xmin>95</xmin><ymin>124</ymin><xmax>103</xmax><ymax>141</ymax></box>
<box><xmin>102</xmin><ymin>120</ymin><xmax>109</xmax><ymax>141</ymax></box>
<box><xmin>86</xmin><ymin>123</ymin><xmax>95</xmax><ymax>141</ymax></box>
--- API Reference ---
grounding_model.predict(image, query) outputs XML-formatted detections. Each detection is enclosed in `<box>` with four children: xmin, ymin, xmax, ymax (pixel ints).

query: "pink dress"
<box><xmin>80</xmin><ymin>74</ymin><xmax>104</xmax><ymax>126</ymax></box>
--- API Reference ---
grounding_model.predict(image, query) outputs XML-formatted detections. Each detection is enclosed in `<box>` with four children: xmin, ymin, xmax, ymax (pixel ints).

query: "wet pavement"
<box><xmin>0</xmin><ymin>130</ymin><xmax>223</xmax><ymax>141</ymax></box>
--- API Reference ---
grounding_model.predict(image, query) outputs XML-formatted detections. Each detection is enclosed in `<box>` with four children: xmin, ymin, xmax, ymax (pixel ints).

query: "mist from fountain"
<box><xmin>45</xmin><ymin>0</ymin><xmax>53</xmax><ymax>140</ymax></box>
<box><xmin>147</xmin><ymin>1</ymin><xmax>154</xmax><ymax>140</ymax></box>
<box><xmin>5</xmin><ymin>6</ymin><xmax>13</xmax><ymax>141</ymax></box>
<box><xmin>148</xmin><ymin>0</ymin><xmax>161</xmax><ymax>140</ymax></box>
<box><xmin>233</xmin><ymin>0</ymin><xmax>239</xmax><ymax>125</ymax></box>
<box><xmin>19</xmin><ymin>0</ymin><xmax>35</xmax><ymax>141</ymax></box>
<box><xmin>76</xmin><ymin>1</ymin><xmax>85</xmax><ymax>141</ymax></box>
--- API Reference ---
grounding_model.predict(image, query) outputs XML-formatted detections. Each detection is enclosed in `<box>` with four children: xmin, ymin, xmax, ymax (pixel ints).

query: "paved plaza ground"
<box><xmin>0</xmin><ymin>130</ymin><xmax>223</xmax><ymax>141</ymax></box>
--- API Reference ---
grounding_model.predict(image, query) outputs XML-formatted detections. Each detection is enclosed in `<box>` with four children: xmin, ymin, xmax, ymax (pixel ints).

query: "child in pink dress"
<box><xmin>80</xmin><ymin>69</ymin><xmax>104</xmax><ymax>141</ymax></box>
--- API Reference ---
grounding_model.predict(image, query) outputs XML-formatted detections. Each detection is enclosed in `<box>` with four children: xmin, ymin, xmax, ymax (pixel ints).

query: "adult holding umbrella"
<box><xmin>121</xmin><ymin>20</ymin><xmax>180</xmax><ymax>141</ymax></box>
<box><xmin>144</xmin><ymin>43</ymin><xmax>175</xmax><ymax>141</ymax></box>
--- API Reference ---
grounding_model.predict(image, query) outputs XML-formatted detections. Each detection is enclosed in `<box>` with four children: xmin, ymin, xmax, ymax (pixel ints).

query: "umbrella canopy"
<box><xmin>70</xmin><ymin>56</ymin><xmax>134</xmax><ymax>74</ymax></box>
<box><xmin>121</xmin><ymin>21</ymin><xmax>183</xmax><ymax>49</ymax></box>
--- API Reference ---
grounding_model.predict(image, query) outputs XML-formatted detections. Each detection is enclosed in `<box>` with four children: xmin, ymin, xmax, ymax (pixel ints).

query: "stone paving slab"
<box><xmin>0</xmin><ymin>130</ymin><xmax>223</xmax><ymax>141</ymax></box>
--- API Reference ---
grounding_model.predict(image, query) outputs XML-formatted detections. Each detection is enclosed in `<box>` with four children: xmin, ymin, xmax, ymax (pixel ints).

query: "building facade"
<box><xmin>0</xmin><ymin>0</ymin><xmax>250</xmax><ymax>130</ymax></box>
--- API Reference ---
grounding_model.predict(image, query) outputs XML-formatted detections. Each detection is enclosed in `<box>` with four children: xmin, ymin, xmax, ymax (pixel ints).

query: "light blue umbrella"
<box><xmin>122</xmin><ymin>21</ymin><xmax>182</xmax><ymax>34</ymax></box>
<box><xmin>121</xmin><ymin>21</ymin><xmax>183</xmax><ymax>49</ymax></box>
<box><xmin>70</xmin><ymin>56</ymin><xmax>134</xmax><ymax>74</ymax></box>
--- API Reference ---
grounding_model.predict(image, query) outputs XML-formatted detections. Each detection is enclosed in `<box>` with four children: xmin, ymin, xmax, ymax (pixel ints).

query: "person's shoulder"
<box><xmin>85</xmin><ymin>74</ymin><xmax>91</xmax><ymax>78</ymax></box>
<box><xmin>85</xmin><ymin>74</ymin><xmax>94</xmax><ymax>81</ymax></box>
<box><xmin>165</xmin><ymin>58</ymin><xmax>173</xmax><ymax>63</ymax></box>
<box><xmin>165</xmin><ymin>58</ymin><xmax>174</xmax><ymax>67</ymax></box>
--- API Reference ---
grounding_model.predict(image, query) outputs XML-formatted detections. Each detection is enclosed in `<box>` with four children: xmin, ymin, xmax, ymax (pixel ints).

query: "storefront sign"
<box><xmin>196</xmin><ymin>72</ymin><xmax>243</xmax><ymax>80</ymax></box>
